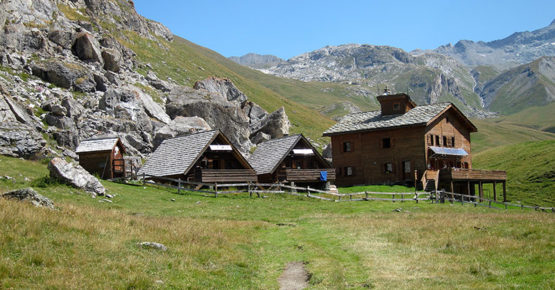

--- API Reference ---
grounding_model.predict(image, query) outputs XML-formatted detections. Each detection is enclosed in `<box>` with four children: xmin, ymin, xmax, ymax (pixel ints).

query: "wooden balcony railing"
<box><xmin>277</xmin><ymin>168</ymin><xmax>336</xmax><ymax>182</ymax></box>
<box><xmin>439</xmin><ymin>168</ymin><xmax>507</xmax><ymax>181</ymax></box>
<box><xmin>198</xmin><ymin>169</ymin><xmax>257</xmax><ymax>183</ymax></box>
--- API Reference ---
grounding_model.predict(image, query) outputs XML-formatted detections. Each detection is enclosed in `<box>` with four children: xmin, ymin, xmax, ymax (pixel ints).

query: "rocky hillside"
<box><xmin>479</xmin><ymin>56</ymin><xmax>555</xmax><ymax>114</ymax></box>
<box><xmin>0</xmin><ymin>0</ymin><xmax>291</xmax><ymax>162</ymax></box>
<box><xmin>229</xmin><ymin>53</ymin><xmax>284</xmax><ymax>69</ymax></box>
<box><xmin>432</xmin><ymin>20</ymin><xmax>555</xmax><ymax>69</ymax></box>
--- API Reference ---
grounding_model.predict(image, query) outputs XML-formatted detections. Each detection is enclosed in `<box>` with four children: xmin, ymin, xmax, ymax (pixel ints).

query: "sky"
<box><xmin>134</xmin><ymin>0</ymin><xmax>555</xmax><ymax>60</ymax></box>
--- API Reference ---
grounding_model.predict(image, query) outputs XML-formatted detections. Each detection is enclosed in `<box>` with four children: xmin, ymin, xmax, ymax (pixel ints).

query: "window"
<box><xmin>443</xmin><ymin>136</ymin><xmax>447</xmax><ymax>147</ymax></box>
<box><xmin>382</xmin><ymin>138</ymin><xmax>391</xmax><ymax>148</ymax></box>
<box><xmin>384</xmin><ymin>163</ymin><xmax>393</xmax><ymax>173</ymax></box>
<box><xmin>343</xmin><ymin>142</ymin><xmax>352</xmax><ymax>152</ymax></box>
<box><xmin>403</xmin><ymin>161</ymin><xmax>411</xmax><ymax>173</ymax></box>
<box><xmin>435</xmin><ymin>135</ymin><xmax>440</xmax><ymax>146</ymax></box>
<box><xmin>344</xmin><ymin>166</ymin><xmax>354</xmax><ymax>176</ymax></box>
<box><xmin>427</xmin><ymin>135</ymin><xmax>434</xmax><ymax>146</ymax></box>
<box><xmin>295</xmin><ymin>160</ymin><xmax>302</xmax><ymax>169</ymax></box>
<box><xmin>451</xmin><ymin>137</ymin><xmax>455</xmax><ymax>147</ymax></box>
<box><xmin>393</xmin><ymin>103</ymin><xmax>400</xmax><ymax>111</ymax></box>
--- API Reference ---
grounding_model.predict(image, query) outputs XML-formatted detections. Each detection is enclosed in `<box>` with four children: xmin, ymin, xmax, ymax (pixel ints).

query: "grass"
<box><xmin>1</xmin><ymin>156</ymin><xmax>554</xmax><ymax>288</ymax></box>
<box><xmin>473</xmin><ymin>140</ymin><xmax>555</xmax><ymax>206</ymax></box>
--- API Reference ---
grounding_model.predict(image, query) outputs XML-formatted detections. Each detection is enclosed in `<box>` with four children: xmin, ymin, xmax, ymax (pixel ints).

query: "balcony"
<box><xmin>197</xmin><ymin>169</ymin><xmax>257</xmax><ymax>183</ymax></box>
<box><xmin>439</xmin><ymin>168</ymin><xmax>507</xmax><ymax>181</ymax></box>
<box><xmin>277</xmin><ymin>168</ymin><xmax>336</xmax><ymax>182</ymax></box>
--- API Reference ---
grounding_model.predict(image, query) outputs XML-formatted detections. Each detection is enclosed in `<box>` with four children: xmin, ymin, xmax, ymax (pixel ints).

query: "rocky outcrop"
<box><xmin>153</xmin><ymin>116</ymin><xmax>211</xmax><ymax>148</ymax></box>
<box><xmin>48</xmin><ymin>157</ymin><xmax>105</xmax><ymax>197</ymax></box>
<box><xmin>250</xmin><ymin>107</ymin><xmax>290</xmax><ymax>139</ymax></box>
<box><xmin>1</xmin><ymin>188</ymin><xmax>55</xmax><ymax>210</ymax></box>
<box><xmin>193</xmin><ymin>77</ymin><xmax>248</xmax><ymax>104</ymax></box>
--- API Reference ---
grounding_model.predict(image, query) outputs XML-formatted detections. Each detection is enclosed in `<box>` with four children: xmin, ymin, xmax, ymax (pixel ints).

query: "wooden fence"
<box><xmin>137</xmin><ymin>174</ymin><xmax>554</xmax><ymax>212</ymax></box>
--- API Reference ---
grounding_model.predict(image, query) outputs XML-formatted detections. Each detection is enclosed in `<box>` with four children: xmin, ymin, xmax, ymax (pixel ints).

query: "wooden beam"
<box><xmin>502</xmin><ymin>181</ymin><xmax>507</xmax><ymax>202</ymax></box>
<box><xmin>493</xmin><ymin>181</ymin><xmax>497</xmax><ymax>201</ymax></box>
<box><xmin>479</xmin><ymin>181</ymin><xmax>483</xmax><ymax>202</ymax></box>
<box><xmin>466</xmin><ymin>181</ymin><xmax>470</xmax><ymax>202</ymax></box>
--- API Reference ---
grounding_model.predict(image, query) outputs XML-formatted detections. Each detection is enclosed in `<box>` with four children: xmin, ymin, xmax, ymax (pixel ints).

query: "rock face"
<box><xmin>0</xmin><ymin>0</ymin><xmax>291</xmax><ymax>162</ymax></box>
<box><xmin>250</xmin><ymin>107</ymin><xmax>290</xmax><ymax>139</ymax></box>
<box><xmin>153</xmin><ymin>116</ymin><xmax>211</xmax><ymax>148</ymax></box>
<box><xmin>228</xmin><ymin>53</ymin><xmax>285</xmax><ymax>69</ymax></box>
<box><xmin>48</xmin><ymin>157</ymin><xmax>106</xmax><ymax>197</ymax></box>
<box><xmin>1</xmin><ymin>188</ymin><xmax>55</xmax><ymax>209</ymax></box>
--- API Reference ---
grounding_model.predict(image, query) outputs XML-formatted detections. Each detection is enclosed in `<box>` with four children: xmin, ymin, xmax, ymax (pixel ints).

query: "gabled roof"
<box><xmin>323</xmin><ymin>103</ymin><xmax>476</xmax><ymax>136</ymax></box>
<box><xmin>249</xmin><ymin>134</ymin><xmax>331</xmax><ymax>175</ymax></box>
<box><xmin>76</xmin><ymin>137</ymin><xmax>123</xmax><ymax>153</ymax></box>
<box><xmin>138</xmin><ymin>130</ymin><xmax>251</xmax><ymax>177</ymax></box>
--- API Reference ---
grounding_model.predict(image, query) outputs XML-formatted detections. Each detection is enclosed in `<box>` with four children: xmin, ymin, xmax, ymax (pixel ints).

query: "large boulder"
<box><xmin>72</xmin><ymin>32</ymin><xmax>103</xmax><ymax>64</ymax></box>
<box><xmin>102</xmin><ymin>48</ymin><xmax>122</xmax><ymax>72</ymax></box>
<box><xmin>129</xmin><ymin>85</ymin><xmax>171</xmax><ymax>124</ymax></box>
<box><xmin>153</xmin><ymin>116</ymin><xmax>211</xmax><ymax>148</ymax></box>
<box><xmin>193</xmin><ymin>77</ymin><xmax>248</xmax><ymax>104</ymax></box>
<box><xmin>0</xmin><ymin>96</ymin><xmax>45</xmax><ymax>158</ymax></box>
<box><xmin>48</xmin><ymin>157</ymin><xmax>106</xmax><ymax>197</ymax></box>
<box><xmin>1</xmin><ymin>188</ymin><xmax>55</xmax><ymax>210</ymax></box>
<box><xmin>250</xmin><ymin>107</ymin><xmax>290</xmax><ymax>139</ymax></box>
<box><xmin>31</xmin><ymin>60</ymin><xmax>95</xmax><ymax>92</ymax></box>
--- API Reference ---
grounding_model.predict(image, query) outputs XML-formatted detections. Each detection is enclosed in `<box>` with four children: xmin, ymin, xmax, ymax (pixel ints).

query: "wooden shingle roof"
<box><xmin>138</xmin><ymin>130</ymin><xmax>218</xmax><ymax>177</ymax></box>
<box><xmin>323</xmin><ymin>103</ymin><xmax>457</xmax><ymax>136</ymax></box>
<box><xmin>76</xmin><ymin>137</ymin><xmax>121</xmax><ymax>153</ymax></box>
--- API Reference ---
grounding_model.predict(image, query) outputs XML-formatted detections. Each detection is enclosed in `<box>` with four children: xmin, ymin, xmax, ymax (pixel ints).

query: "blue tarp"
<box><xmin>429</xmin><ymin>146</ymin><xmax>468</xmax><ymax>156</ymax></box>
<box><xmin>320</xmin><ymin>171</ymin><xmax>328</xmax><ymax>181</ymax></box>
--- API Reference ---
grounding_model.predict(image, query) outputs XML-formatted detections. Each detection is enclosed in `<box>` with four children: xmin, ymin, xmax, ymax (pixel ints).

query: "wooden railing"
<box><xmin>277</xmin><ymin>168</ymin><xmax>336</xmax><ymax>182</ymax></box>
<box><xmin>440</xmin><ymin>168</ymin><xmax>507</xmax><ymax>181</ymax></box>
<box><xmin>197</xmin><ymin>169</ymin><xmax>257</xmax><ymax>183</ymax></box>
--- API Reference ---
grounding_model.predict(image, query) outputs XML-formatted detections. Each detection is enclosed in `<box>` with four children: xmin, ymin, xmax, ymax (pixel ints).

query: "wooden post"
<box><xmin>502</xmin><ymin>181</ymin><xmax>507</xmax><ymax>202</ymax></box>
<box><xmin>488</xmin><ymin>200</ymin><xmax>492</xmax><ymax>208</ymax></box>
<box><xmin>392</xmin><ymin>193</ymin><xmax>395</xmax><ymax>203</ymax></box>
<box><xmin>466</xmin><ymin>181</ymin><xmax>470</xmax><ymax>202</ymax></box>
<box><xmin>415</xmin><ymin>192</ymin><xmax>418</xmax><ymax>204</ymax></box>
<box><xmin>215</xmin><ymin>183</ymin><xmax>218</xmax><ymax>198</ymax></box>
<box><xmin>493</xmin><ymin>181</ymin><xmax>497</xmax><ymax>201</ymax></box>
<box><xmin>479</xmin><ymin>181</ymin><xmax>483</xmax><ymax>202</ymax></box>
<box><xmin>177</xmin><ymin>178</ymin><xmax>181</xmax><ymax>194</ymax></box>
<box><xmin>248</xmin><ymin>182</ymin><xmax>252</xmax><ymax>198</ymax></box>
<box><xmin>142</xmin><ymin>173</ymin><xmax>146</xmax><ymax>185</ymax></box>
<box><xmin>365</xmin><ymin>191</ymin><xmax>368</xmax><ymax>200</ymax></box>
<box><xmin>450</xmin><ymin>181</ymin><xmax>454</xmax><ymax>203</ymax></box>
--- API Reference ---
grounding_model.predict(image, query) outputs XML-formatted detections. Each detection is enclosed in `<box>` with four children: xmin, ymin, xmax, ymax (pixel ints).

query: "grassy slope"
<box><xmin>473</xmin><ymin>140</ymin><xmax>555</xmax><ymax>206</ymax></box>
<box><xmin>492</xmin><ymin>103</ymin><xmax>555</xmax><ymax>133</ymax></box>
<box><xmin>471</xmin><ymin>119</ymin><xmax>555</xmax><ymax>153</ymax></box>
<box><xmin>1</xmin><ymin>156</ymin><xmax>554</xmax><ymax>288</ymax></box>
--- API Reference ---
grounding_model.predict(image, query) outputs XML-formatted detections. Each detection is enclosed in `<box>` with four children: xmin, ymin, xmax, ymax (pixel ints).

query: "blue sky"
<box><xmin>134</xmin><ymin>0</ymin><xmax>554</xmax><ymax>60</ymax></box>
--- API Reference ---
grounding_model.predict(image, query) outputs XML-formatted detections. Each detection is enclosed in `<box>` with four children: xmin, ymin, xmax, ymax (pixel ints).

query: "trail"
<box><xmin>278</xmin><ymin>261</ymin><xmax>309</xmax><ymax>290</ymax></box>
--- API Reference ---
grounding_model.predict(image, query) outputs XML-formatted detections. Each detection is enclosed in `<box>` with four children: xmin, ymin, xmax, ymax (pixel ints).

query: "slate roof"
<box><xmin>323</xmin><ymin>103</ymin><xmax>452</xmax><ymax>136</ymax></box>
<box><xmin>76</xmin><ymin>137</ymin><xmax>120</xmax><ymax>153</ymax></box>
<box><xmin>137</xmin><ymin>130</ymin><xmax>218</xmax><ymax>177</ymax></box>
<box><xmin>248</xmin><ymin>135</ymin><xmax>302</xmax><ymax>175</ymax></box>
<box><xmin>429</xmin><ymin>146</ymin><xmax>468</xmax><ymax>156</ymax></box>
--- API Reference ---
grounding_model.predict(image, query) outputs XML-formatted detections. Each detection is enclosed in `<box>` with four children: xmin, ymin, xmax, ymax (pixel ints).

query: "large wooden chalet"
<box><xmin>76</xmin><ymin>137</ymin><xmax>126</xmax><ymax>179</ymax></box>
<box><xmin>137</xmin><ymin>130</ymin><xmax>256</xmax><ymax>183</ymax></box>
<box><xmin>248</xmin><ymin>134</ymin><xmax>335</xmax><ymax>187</ymax></box>
<box><xmin>323</xmin><ymin>92</ymin><xmax>507</xmax><ymax>200</ymax></box>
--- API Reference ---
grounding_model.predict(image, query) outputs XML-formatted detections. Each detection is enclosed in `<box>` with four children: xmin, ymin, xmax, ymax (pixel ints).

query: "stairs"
<box><xmin>328</xmin><ymin>184</ymin><xmax>338</xmax><ymax>194</ymax></box>
<box><xmin>420</xmin><ymin>170</ymin><xmax>439</xmax><ymax>192</ymax></box>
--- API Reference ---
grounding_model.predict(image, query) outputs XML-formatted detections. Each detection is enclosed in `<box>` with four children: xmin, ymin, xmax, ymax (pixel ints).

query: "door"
<box><xmin>112</xmin><ymin>146</ymin><xmax>125</xmax><ymax>177</ymax></box>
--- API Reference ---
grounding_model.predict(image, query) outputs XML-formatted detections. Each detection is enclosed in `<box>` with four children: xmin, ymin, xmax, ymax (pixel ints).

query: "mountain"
<box><xmin>228</xmin><ymin>53</ymin><xmax>284</xmax><ymax>69</ymax></box>
<box><xmin>479</xmin><ymin>56</ymin><xmax>555</xmax><ymax>114</ymax></box>
<box><xmin>0</xmin><ymin>0</ymin><xmax>334</xmax><ymax>161</ymax></box>
<box><xmin>432</xmin><ymin>20</ymin><xmax>555</xmax><ymax>69</ymax></box>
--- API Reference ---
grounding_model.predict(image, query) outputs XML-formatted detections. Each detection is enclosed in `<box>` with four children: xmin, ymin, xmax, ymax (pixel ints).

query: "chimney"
<box><xmin>376</xmin><ymin>92</ymin><xmax>416</xmax><ymax>115</ymax></box>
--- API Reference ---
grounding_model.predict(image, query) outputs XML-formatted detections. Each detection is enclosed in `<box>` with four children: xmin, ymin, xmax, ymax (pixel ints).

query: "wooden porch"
<box><xmin>439</xmin><ymin>168</ymin><xmax>507</xmax><ymax>202</ymax></box>
<box><xmin>196</xmin><ymin>169</ymin><xmax>257</xmax><ymax>183</ymax></box>
<box><xmin>277</xmin><ymin>168</ymin><xmax>336</xmax><ymax>182</ymax></box>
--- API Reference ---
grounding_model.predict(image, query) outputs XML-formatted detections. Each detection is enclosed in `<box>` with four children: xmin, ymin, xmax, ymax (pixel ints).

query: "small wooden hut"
<box><xmin>248</xmin><ymin>134</ymin><xmax>335</xmax><ymax>187</ymax></box>
<box><xmin>137</xmin><ymin>130</ymin><xmax>256</xmax><ymax>183</ymax></box>
<box><xmin>76</xmin><ymin>137</ymin><xmax>126</xmax><ymax>179</ymax></box>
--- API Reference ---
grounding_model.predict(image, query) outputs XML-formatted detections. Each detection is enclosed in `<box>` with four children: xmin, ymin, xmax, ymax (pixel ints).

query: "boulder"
<box><xmin>71</xmin><ymin>32</ymin><xmax>103</xmax><ymax>64</ymax></box>
<box><xmin>0</xmin><ymin>97</ymin><xmax>46</xmax><ymax>158</ymax></box>
<box><xmin>137</xmin><ymin>241</ymin><xmax>167</xmax><ymax>251</ymax></box>
<box><xmin>61</xmin><ymin>96</ymin><xmax>84</xmax><ymax>119</ymax></box>
<box><xmin>245</xmin><ymin>102</ymin><xmax>268</xmax><ymax>126</ymax></box>
<box><xmin>130</xmin><ymin>85</ymin><xmax>171</xmax><ymax>124</ymax></box>
<box><xmin>31</xmin><ymin>60</ymin><xmax>94</xmax><ymax>92</ymax></box>
<box><xmin>250</xmin><ymin>107</ymin><xmax>290</xmax><ymax>139</ymax></box>
<box><xmin>193</xmin><ymin>77</ymin><xmax>247</xmax><ymax>104</ymax></box>
<box><xmin>1</xmin><ymin>188</ymin><xmax>55</xmax><ymax>210</ymax></box>
<box><xmin>322</xmin><ymin>143</ymin><xmax>332</xmax><ymax>159</ymax></box>
<box><xmin>153</xmin><ymin>116</ymin><xmax>211</xmax><ymax>148</ymax></box>
<box><xmin>48</xmin><ymin>157</ymin><xmax>105</xmax><ymax>197</ymax></box>
<box><xmin>102</xmin><ymin>49</ymin><xmax>121</xmax><ymax>72</ymax></box>
<box><xmin>48</xmin><ymin>30</ymin><xmax>74</xmax><ymax>49</ymax></box>
<box><xmin>250</xmin><ymin>131</ymin><xmax>271</xmax><ymax>145</ymax></box>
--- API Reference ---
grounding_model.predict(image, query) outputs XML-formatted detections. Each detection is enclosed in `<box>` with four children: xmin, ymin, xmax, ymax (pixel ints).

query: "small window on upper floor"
<box><xmin>343</xmin><ymin>142</ymin><xmax>352</xmax><ymax>152</ymax></box>
<box><xmin>435</xmin><ymin>135</ymin><xmax>440</xmax><ymax>146</ymax></box>
<box><xmin>451</xmin><ymin>137</ymin><xmax>455</xmax><ymax>147</ymax></box>
<box><xmin>393</xmin><ymin>103</ymin><xmax>400</xmax><ymax>111</ymax></box>
<box><xmin>382</xmin><ymin>138</ymin><xmax>391</xmax><ymax>148</ymax></box>
<box><xmin>345</xmin><ymin>166</ymin><xmax>354</xmax><ymax>176</ymax></box>
<box><xmin>384</xmin><ymin>163</ymin><xmax>393</xmax><ymax>173</ymax></box>
<box><xmin>443</xmin><ymin>136</ymin><xmax>447</xmax><ymax>147</ymax></box>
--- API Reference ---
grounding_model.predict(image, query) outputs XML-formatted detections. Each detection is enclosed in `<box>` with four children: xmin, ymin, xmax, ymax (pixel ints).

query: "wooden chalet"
<box><xmin>76</xmin><ymin>137</ymin><xmax>126</xmax><ymax>179</ymax></box>
<box><xmin>137</xmin><ymin>130</ymin><xmax>256</xmax><ymax>183</ymax></box>
<box><xmin>248</xmin><ymin>134</ymin><xmax>335</xmax><ymax>187</ymax></box>
<box><xmin>323</xmin><ymin>92</ymin><xmax>507</xmax><ymax>201</ymax></box>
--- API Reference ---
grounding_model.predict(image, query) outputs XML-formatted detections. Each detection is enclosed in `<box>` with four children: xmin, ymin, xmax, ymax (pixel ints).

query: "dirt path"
<box><xmin>278</xmin><ymin>261</ymin><xmax>309</xmax><ymax>290</ymax></box>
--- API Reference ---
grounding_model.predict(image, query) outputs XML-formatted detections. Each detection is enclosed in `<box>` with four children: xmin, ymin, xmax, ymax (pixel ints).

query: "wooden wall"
<box><xmin>78</xmin><ymin>151</ymin><xmax>112</xmax><ymax>179</ymax></box>
<box><xmin>330</xmin><ymin>126</ymin><xmax>426</xmax><ymax>187</ymax></box>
